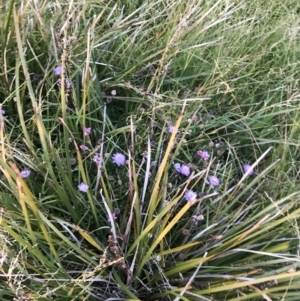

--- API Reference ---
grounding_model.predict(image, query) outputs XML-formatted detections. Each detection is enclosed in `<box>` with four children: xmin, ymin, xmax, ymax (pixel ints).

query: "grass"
<box><xmin>1</xmin><ymin>0</ymin><xmax>300</xmax><ymax>300</ymax></box>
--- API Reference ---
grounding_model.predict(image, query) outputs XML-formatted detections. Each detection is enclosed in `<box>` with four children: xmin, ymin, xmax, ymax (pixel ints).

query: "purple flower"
<box><xmin>184</xmin><ymin>190</ymin><xmax>197</xmax><ymax>202</ymax></box>
<box><xmin>20</xmin><ymin>169</ymin><xmax>30</xmax><ymax>178</ymax></box>
<box><xmin>114</xmin><ymin>208</ymin><xmax>121</xmax><ymax>214</ymax></box>
<box><xmin>78</xmin><ymin>182</ymin><xmax>89</xmax><ymax>192</ymax></box>
<box><xmin>112</xmin><ymin>153</ymin><xmax>126</xmax><ymax>166</ymax></box>
<box><xmin>54</xmin><ymin>66</ymin><xmax>62</xmax><ymax>76</ymax></box>
<box><xmin>209</xmin><ymin>175</ymin><xmax>220</xmax><ymax>187</ymax></box>
<box><xmin>174</xmin><ymin>163</ymin><xmax>191</xmax><ymax>176</ymax></box>
<box><xmin>197</xmin><ymin>150</ymin><xmax>210</xmax><ymax>161</ymax></box>
<box><xmin>93</xmin><ymin>154</ymin><xmax>102</xmax><ymax>166</ymax></box>
<box><xmin>84</xmin><ymin>127</ymin><xmax>91</xmax><ymax>136</ymax></box>
<box><xmin>169</xmin><ymin>125</ymin><xmax>177</xmax><ymax>134</ymax></box>
<box><xmin>80</xmin><ymin>144</ymin><xmax>89</xmax><ymax>151</ymax></box>
<box><xmin>108</xmin><ymin>213</ymin><xmax>117</xmax><ymax>222</ymax></box>
<box><xmin>0</xmin><ymin>109</ymin><xmax>5</xmax><ymax>115</ymax></box>
<box><xmin>180</xmin><ymin>164</ymin><xmax>191</xmax><ymax>176</ymax></box>
<box><xmin>243</xmin><ymin>164</ymin><xmax>254</xmax><ymax>176</ymax></box>
<box><xmin>174</xmin><ymin>162</ymin><xmax>181</xmax><ymax>172</ymax></box>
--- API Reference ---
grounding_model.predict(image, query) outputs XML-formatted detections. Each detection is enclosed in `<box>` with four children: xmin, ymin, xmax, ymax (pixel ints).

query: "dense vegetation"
<box><xmin>1</xmin><ymin>0</ymin><xmax>300</xmax><ymax>300</ymax></box>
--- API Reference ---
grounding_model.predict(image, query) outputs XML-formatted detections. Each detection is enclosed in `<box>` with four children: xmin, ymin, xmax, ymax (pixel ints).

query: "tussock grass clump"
<box><xmin>0</xmin><ymin>0</ymin><xmax>300</xmax><ymax>300</ymax></box>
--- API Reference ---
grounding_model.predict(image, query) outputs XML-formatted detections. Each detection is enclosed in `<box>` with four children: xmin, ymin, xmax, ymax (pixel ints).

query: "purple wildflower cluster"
<box><xmin>72</xmin><ymin>115</ymin><xmax>257</xmax><ymax>220</ymax></box>
<box><xmin>174</xmin><ymin>160</ymin><xmax>221</xmax><ymax>189</ymax></box>
<box><xmin>175</xmin><ymin>145</ymin><xmax>224</xmax><ymax>202</ymax></box>
<box><xmin>76</xmin><ymin>152</ymin><xmax>126</xmax><ymax>193</ymax></box>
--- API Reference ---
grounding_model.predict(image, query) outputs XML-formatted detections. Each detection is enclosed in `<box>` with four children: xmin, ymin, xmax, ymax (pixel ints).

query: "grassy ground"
<box><xmin>1</xmin><ymin>0</ymin><xmax>300</xmax><ymax>300</ymax></box>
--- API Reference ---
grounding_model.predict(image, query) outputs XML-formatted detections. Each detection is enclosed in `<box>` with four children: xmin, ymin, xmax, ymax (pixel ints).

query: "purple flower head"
<box><xmin>197</xmin><ymin>150</ymin><xmax>210</xmax><ymax>161</ymax></box>
<box><xmin>243</xmin><ymin>164</ymin><xmax>254</xmax><ymax>176</ymax></box>
<box><xmin>1</xmin><ymin>109</ymin><xmax>5</xmax><ymax>115</ymax></box>
<box><xmin>108</xmin><ymin>212</ymin><xmax>117</xmax><ymax>222</ymax></box>
<box><xmin>54</xmin><ymin>66</ymin><xmax>62</xmax><ymax>76</ymax></box>
<box><xmin>180</xmin><ymin>164</ymin><xmax>191</xmax><ymax>177</ymax></box>
<box><xmin>174</xmin><ymin>163</ymin><xmax>191</xmax><ymax>176</ymax></box>
<box><xmin>209</xmin><ymin>175</ymin><xmax>220</xmax><ymax>187</ymax></box>
<box><xmin>78</xmin><ymin>182</ymin><xmax>89</xmax><ymax>193</ymax></box>
<box><xmin>112</xmin><ymin>153</ymin><xmax>126</xmax><ymax>166</ymax></box>
<box><xmin>184</xmin><ymin>190</ymin><xmax>197</xmax><ymax>202</ymax></box>
<box><xmin>20</xmin><ymin>169</ymin><xmax>30</xmax><ymax>178</ymax></box>
<box><xmin>174</xmin><ymin>162</ymin><xmax>181</xmax><ymax>172</ymax></box>
<box><xmin>80</xmin><ymin>144</ymin><xmax>89</xmax><ymax>151</ymax></box>
<box><xmin>84</xmin><ymin>127</ymin><xmax>91</xmax><ymax>136</ymax></box>
<box><xmin>169</xmin><ymin>125</ymin><xmax>177</xmax><ymax>134</ymax></box>
<box><xmin>114</xmin><ymin>208</ymin><xmax>121</xmax><ymax>214</ymax></box>
<box><xmin>93</xmin><ymin>154</ymin><xmax>102</xmax><ymax>166</ymax></box>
